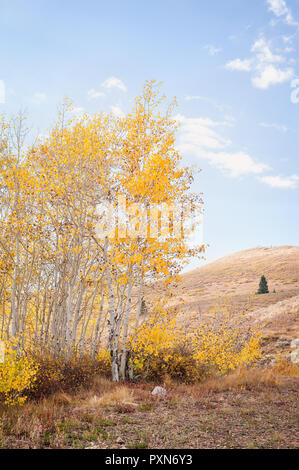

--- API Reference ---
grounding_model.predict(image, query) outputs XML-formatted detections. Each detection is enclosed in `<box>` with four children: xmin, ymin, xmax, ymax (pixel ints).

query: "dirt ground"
<box><xmin>1</xmin><ymin>374</ymin><xmax>298</xmax><ymax>449</ymax></box>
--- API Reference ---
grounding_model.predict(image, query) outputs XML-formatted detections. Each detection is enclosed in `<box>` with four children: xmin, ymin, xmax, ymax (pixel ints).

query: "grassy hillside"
<box><xmin>165</xmin><ymin>246</ymin><xmax>299</xmax><ymax>339</ymax></box>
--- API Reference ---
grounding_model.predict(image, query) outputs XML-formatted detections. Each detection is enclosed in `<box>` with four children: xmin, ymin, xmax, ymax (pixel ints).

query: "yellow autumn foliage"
<box><xmin>0</xmin><ymin>82</ymin><xmax>263</xmax><ymax>387</ymax></box>
<box><xmin>127</xmin><ymin>302</ymin><xmax>261</xmax><ymax>382</ymax></box>
<box><xmin>0</xmin><ymin>344</ymin><xmax>38</xmax><ymax>405</ymax></box>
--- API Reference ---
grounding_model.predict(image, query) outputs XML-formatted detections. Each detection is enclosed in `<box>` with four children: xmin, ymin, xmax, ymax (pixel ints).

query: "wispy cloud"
<box><xmin>266</xmin><ymin>0</ymin><xmax>299</xmax><ymax>28</ymax></box>
<box><xmin>226</xmin><ymin>58</ymin><xmax>253</xmax><ymax>72</ymax></box>
<box><xmin>204</xmin><ymin>44</ymin><xmax>222</xmax><ymax>56</ymax></box>
<box><xmin>259</xmin><ymin>174</ymin><xmax>299</xmax><ymax>188</ymax></box>
<box><xmin>87</xmin><ymin>88</ymin><xmax>105</xmax><ymax>100</ymax></box>
<box><xmin>176</xmin><ymin>114</ymin><xmax>269</xmax><ymax>177</ymax></box>
<box><xmin>184</xmin><ymin>95</ymin><xmax>232</xmax><ymax>113</ymax></box>
<box><xmin>32</xmin><ymin>92</ymin><xmax>47</xmax><ymax>105</ymax></box>
<box><xmin>185</xmin><ymin>95</ymin><xmax>205</xmax><ymax>101</ymax></box>
<box><xmin>70</xmin><ymin>106</ymin><xmax>85</xmax><ymax>115</ymax></box>
<box><xmin>251</xmin><ymin>37</ymin><xmax>284</xmax><ymax>63</ymax></box>
<box><xmin>226</xmin><ymin>36</ymin><xmax>294</xmax><ymax>89</ymax></box>
<box><xmin>282</xmin><ymin>33</ymin><xmax>296</xmax><ymax>44</ymax></box>
<box><xmin>101</xmin><ymin>76</ymin><xmax>127</xmax><ymax>92</ymax></box>
<box><xmin>110</xmin><ymin>105</ymin><xmax>125</xmax><ymax>117</ymax></box>
<box><xmin>259</xmin><ymin>121</ymin><xmax>289</xmax><ymax>132</ymax></box>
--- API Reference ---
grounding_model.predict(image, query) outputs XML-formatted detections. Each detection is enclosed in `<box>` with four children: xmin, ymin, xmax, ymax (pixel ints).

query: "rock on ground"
<box><xmin>291</xmin><ymin>338</ymin><xmax>299</xmax><ymax>349</ymax></box>
<box><xmin>290</xmin><ymin>349</ymin><xmax>299</xmax><ymax>365</ymax></box>
<box><xmin>151</xmin><ymin>386</ymin><xmax>167</xmax><ymax>398</ymax></box>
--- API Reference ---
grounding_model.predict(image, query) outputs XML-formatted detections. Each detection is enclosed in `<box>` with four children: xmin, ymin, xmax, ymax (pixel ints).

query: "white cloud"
<box><xmin>32</xmin><ymin>92</ymin><xmax>47</xmax><ymax>105</ymax></box>
<box><xmin>226</xmin><ymin>58</ymin><xmax>253</xmax><ymax>71</ymax></box>
<box><xmin>252</xmin><ymin>64</ymin><xmax>293</xmax><ymax>88</ymax></box>
<box><xmin>101</xmin><ymin>76</ymin><xmax>127</xmax><ymax>92</ymax></box>
<box><xmin>259</xmin><ymin>174</ymin><xmax>299</xmax><ymax>188</ymax></box>
<box><xmin>87</xmin><ymin>88</ymin><xmax>105</xmax><ymax>100</ymax></box>
<box><xmin>259</xmin><ymin>122</ymin><xmax>288</xmax><ymax>132</ymax></box>
<box><xmin>267</xmin><ymin>0</ymin><xmax>289</xmax><ymax>18</ymax></box>
<box><xmin>282</xmin><ymin>34</ymin><xmax>295</xmax><ymax>43</ymax></box>
<box><xmin>204</xmin><ymin>44</ymin><xmax>222</xmax><ymax>56</ymax></box>
<box><xmin>185</xmin><ymin>95</ymin><xmax>205</xmax><ymax>101</ymax></box>
<box><xmin>175</xmin><ymin>114</ymin><xmax>269</xmax><ymax>177</ymax></box>
<box><xmin>251</xmin><ymin>37</ymin><xmax>284</xmax><ymax>63</ymax></box>
<box><xmin>175</xmin><ymin>114</ymin><xmax>231</xmax><ymax>150</ymax></box>
<box><xmin>208</xmin><ymin>151</ymin><xmax>268</xmax><ymax>176</ymax></box>
<box><xmin>226</xmin><ymin>36</ymin><xmax>294</xmax><ymax>89</ymax></box>
<box><xmin>110</xmin><ymin>105</ymin><xmax>125</xmax><ymax>117</ymax></box>
<box><xmin>70</xmin><ymin>106</ymin><xmax>85</xmax><ymax>115</ymax></box>
<box><xmin>284</xmin><ymin>46</ymin><xmax>294</xmax><ymax>53</ymax></box>
<box><xmin>266</xmin><ymin>0</ymin><xmax>299</xmax><ymax>27</ymax></box>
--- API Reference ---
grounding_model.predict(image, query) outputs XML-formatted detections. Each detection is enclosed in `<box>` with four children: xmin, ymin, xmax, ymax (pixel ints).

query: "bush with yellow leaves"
<box><xmin>126</xmin><ymin>301</ymin><xmax>261</xmax><ymax>383</ymax></box>
<box><xmin>0</xmin><ymin>344</ymin><xmax>38</xmax><ymax>406</ymax></box>
<box><xmin>192</xmin><ymin>324</ymin><xmax>261</xmax><ymax>375</ymax></box>
<box><xmin>26</xmin><ymin>349</ymin><xmax>112</xmax><ymax>400</ymax></box>
<box><xmin>0</xmin><ymin>338</ymin><xmax>112</xmax><ymax>404</ymax></box>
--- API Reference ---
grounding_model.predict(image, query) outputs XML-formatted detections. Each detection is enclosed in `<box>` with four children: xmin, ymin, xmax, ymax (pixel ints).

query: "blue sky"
<box><xmin>0</xmin><ymin>0</ymin><xmax>298</xmax><ymax>267</ymax></box>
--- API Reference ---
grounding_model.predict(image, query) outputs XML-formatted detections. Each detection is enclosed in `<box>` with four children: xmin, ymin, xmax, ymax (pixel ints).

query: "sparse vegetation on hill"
<box><xmin>170</xmin><ymin>246</ymin><xmax>299</xmax><ymax>344</ymax></box>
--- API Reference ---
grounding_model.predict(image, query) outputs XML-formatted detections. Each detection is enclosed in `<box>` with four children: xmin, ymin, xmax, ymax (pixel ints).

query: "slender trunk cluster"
<box><xmin>0</xmin><ymin>83</ymin><xmax>203</xmax><ymax>381</ymax></box>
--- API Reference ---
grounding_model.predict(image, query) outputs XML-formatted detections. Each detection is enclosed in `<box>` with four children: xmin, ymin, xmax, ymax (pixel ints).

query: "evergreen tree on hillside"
<box><xmin>257</xmin><ymin>275</ymin><xmax>269</xmax><ymax>294</ymax></box>
<box><xmin>140</xmin><ymin>297</ymin><xmax>148</xmax><ymax>316</ymax></box>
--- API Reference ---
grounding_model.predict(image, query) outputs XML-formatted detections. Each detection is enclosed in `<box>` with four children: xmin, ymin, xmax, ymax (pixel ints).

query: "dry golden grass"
<box><xmin>196</xmin><ymin>367</ymin><xmax>283</xmax><ymax>393</ymax></box>
<box><xmin>96</xmin><ymin>386</ymin><xmax>137</xmax><ymax>407</ymax></box>
<box><xmin>0</xmin><ymin>366</ymin><xmax>298</xmax><ymax>449</ymax></box>
<box><xmin>78</xmin><ymin>386</ymin><xmax>138</xmax><ymax>413</ymax></box>
<box><xmin>91</xmin><ymin>376</ymin><xmax>116</xmax><ymax>394</ymax></box>
<box><xmin>51</xmin><ymin>392</ymin><xmax>74</xmax><ymax>406</ymax></box>
<box><xmin>271</xmin><ymin>359</ymin><xmax>299</xmax><ymax>377</ymax></box>
<box><xmin>159</xmin><ymin>366</ymin><xmax>286</xmax><ymax>398</ymax></box>
<box><xmin>156</xmin><ymin>246</ymin><xmax>299</xmax><ymax>343</ymax></box>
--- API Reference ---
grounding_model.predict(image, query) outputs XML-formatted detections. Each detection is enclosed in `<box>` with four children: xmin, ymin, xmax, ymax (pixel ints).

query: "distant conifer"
<box><xmin>140</xmin><ymin>298</ymin><xmax>148</xmax><ymax>316</ymax></box>
<box><xmin>257</xmin><ymin>275</ymin><xmax>269</xmax><ymax>294</ymax></box>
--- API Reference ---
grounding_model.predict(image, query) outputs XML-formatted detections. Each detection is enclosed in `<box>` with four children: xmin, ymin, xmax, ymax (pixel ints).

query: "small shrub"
<box><xmin>0</xmin><ymin>345</ymin><xmax>38</xmax><ymax>406</ymax></box>
<box><xmin>192</xmin><ymin>324</ymin><xmax>261</xmax><ymax>375</ymax></box>
<box><xmin>26</xmin><ymin>350</ymin><xmax>111</xmax><ymax>400</ymax></box>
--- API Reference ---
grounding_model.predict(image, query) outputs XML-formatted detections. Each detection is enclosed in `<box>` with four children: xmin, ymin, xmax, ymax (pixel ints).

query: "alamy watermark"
<box><xmin>95</xmin><ymin>195</ymin><xmax>203</xmax><ymax>243</ymax></box>
<box><xmin>290</xmin><ymin>78</ymin><xmax>299</xmax><ymax>104</ymax></box>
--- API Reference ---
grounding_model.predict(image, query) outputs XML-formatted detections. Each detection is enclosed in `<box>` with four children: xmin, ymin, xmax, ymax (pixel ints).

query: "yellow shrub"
<box><xmin>27</xmin><ymin>350</ymin><xmax>112</xmax><ymax>399</ymax></box>
<box><xmin>192</xmin><ymin>325</ymin><xmax>261</xmax><ymax>375</ymax></box>
<box><xmin>0</xmin><ymin>345</ymin><xmax>38</xmax><ymax>406</ymax></box>
<box><xmin>96</xmin><ymin>348</ymin><xmax>112</xmax><ymax>374</ymax></box>
<box><xmin>128</xmin><ymin>303</ymin><xmax>181</xmax><ymax>378</ymax></box>
<box><xmin>128</xmin><ymin>301</ymin><xmax>261</xmax><ymax>382</ymax></box>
